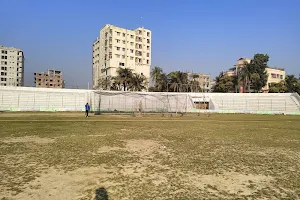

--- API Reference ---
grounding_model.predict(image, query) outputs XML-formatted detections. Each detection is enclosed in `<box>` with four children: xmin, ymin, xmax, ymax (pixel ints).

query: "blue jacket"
<box><xmin>85</xmin><ymin>104</ymin><xmax>90</xmax><ymax>111</ymax></box>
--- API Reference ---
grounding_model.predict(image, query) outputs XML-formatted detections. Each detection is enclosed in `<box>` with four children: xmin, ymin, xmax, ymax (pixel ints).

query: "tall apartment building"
<box><xmin>34</xmin><ymin>69</ymin><xmax>64</xmax><ymax>88</ymax></box>
<box><xmin>0</xmin><ymin>45</ymin><xmax>24</xmax><ymax>87</ymax></box>
<box><xmin>187</xmin><ymin>73</ymin><xmax>211</xmax><ymax>92</ymax></box>
<box><xmin>93</xmin><ymin>24</ymin><xmax>151</xmax><ymax>89</ymax></box>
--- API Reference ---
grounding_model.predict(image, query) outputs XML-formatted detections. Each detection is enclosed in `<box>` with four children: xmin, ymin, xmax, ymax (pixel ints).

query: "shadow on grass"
<box><xmin>95</xmin><ymin>187</ymin><xmax>108</xmax><ymax>200</ymax></box>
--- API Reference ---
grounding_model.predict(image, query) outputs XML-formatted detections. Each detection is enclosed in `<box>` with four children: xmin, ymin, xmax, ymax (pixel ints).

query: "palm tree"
<box><xmin>168</xmin><ymin>71</ymin><xmax>188</xmax><ymax>92</ymax></box>
<box><xmin>128</xmin><ymin>73</ymin><xmax>147</xmax><ymax>91</ymax></box>
<box><xmin>98</xmin><ymin>76</ymin><xmax>112</xmax><ymax>90</ymax></box>
<box><xmin>115</xmin><ymin>68</ymin><xmax>133</xmax><ymax>91</ymax></box>
<box><xmin>234</xmin><ymin>62</ymin><xmax>252</xmax><ymax>93</ymax></box>
<box><xmin>189</xmin><ymin>79</ymin><xmax>201</xmax><ymax>92</ymax></box>
<box><xmin>151</xmin><ymin>66</ymin><xmax>163</xmax><ymax>84</ymax></box>
<box><xmin>150</xmin><ymin>66</ymin><xmax>168</xmax><ymax>92</ymax></box>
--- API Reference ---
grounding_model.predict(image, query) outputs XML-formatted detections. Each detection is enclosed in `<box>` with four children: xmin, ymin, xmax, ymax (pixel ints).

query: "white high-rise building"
<box><xmin>0</xmin><ymin>46</ymin><xmax>24</xmax><ymax>87</ymax></box>
<box><xmin>92</xmin><ymin>24</ymin><xmax>151</xmax><ymax>89</ymax></box>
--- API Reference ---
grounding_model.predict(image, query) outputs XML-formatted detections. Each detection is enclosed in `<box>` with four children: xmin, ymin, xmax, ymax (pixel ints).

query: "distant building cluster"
<box><xmin>1</xmin><ymin>24</ymin><xmax>295</xmax><ymax>93</ymax></box>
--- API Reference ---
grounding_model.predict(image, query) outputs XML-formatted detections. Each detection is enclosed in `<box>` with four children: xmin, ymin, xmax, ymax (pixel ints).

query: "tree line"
<box><xmin>98</xmin><ymin>68</ymin><xmax>148</xmax><ymax>91</ymax></box>
<box><xmin>213</xmin><ymin>53</ymin><xmax>300</xmax><ymax>93</ymax></box>
<box><xmin>149</xmin><ymin>66</ymin><xmax>207</xmax><ymax>92</ymax></box>
<box><xmin>98</xmin><ymin>54</ymin><xmax>300</xmax><ymax>94</ymax></box>
<box><xmin>98</xmin><ymin>66</ymin><xmax>209</xmax><ymax>92</ymax></box>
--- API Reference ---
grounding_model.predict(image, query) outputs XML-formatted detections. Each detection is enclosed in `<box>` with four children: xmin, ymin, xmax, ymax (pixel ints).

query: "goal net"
<box><xmin>91</xmin><ymin>91</ymin><xmax>195</xmax><ymax>114</ymax></box>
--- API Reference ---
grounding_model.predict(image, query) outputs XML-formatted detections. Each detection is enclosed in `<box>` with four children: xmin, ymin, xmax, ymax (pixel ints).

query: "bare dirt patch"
<box><xmin>0</xmin><ymin>166</ymin><xmax>118</xmax><ymax>200</ymax></box>
<box><xmin>187</xmin><ymin>171</ymin><xmax>274</xmax><ymax>196</ymax></box>
<box><xmin>2</xmin><ymin>136</ymin><xmax>55</xmax><ymax>144</ymax></box>
<box><xmin>125</xmin><ymin>139</ymin><xmax>160</xmax><ymax>155</ymax></box>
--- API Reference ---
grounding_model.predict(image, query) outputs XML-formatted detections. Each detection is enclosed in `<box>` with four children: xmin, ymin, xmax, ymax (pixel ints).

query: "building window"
<box><xmin>130</xmin><ymin>49</ymin><xmax>134</xmax><ymax>53</ymax></box>
<box><xmin>119</xmin><ymin>62</ymin><xmax>125</xmax><ymax>66</ymax></box>
<box><xmin>58</xmin><ymin>84</ymin><xmax>60</xmax><ymax>87</ymax></box>
<box><xmin>116</xmin><ymin>47</ymin><xmax>120</xmax><ymax>50</ymax></box>
<box><xmin>147</xmin><ymin>53</ymin><xmax>150</xmax><ymax>57</ymax></box>
<box><xmin>146</xmin><ymin>60</ymin><xmax>149</xmax><ymax>64</ymax></box>
<box><xmin>147</xmin><ymin>39</ymin><xmax>150</xmax><ymax>43</ymax></box>
<box><xmin>147</xmin><ymin>46</ymin><xmax>150</xmax><ymax>50</ymax></box>
<box><xmin>116</xmin><ymin>54</ymin><xmax>120</xmax><ymax>58</ymax></box>
<box><xmin>116</xmin><ymin>39</ymin><xmax>120</xmax><ymax>43</ymax></box>
<box><xmin>1</xmin><ymin>61</ymin><xmax>7</xmax><ymax>65</ymax></box>
<box><xmin>117</xmin><ymin>32</ymin><xmax>120</xmax><ymax>36</ymax></box>
<box><xmin>1</xmin><ymin>50</ymin><xmax>7</xmax><ymax>54</ymax></box>
<box><xmin>123</xmin><ymin>40</ymin><xmax>126</xmax><ymax>44</ymax></box>
<box><xmin>130</xmin><ymin>57</ymin><xmax>134</xmax><ymax>60</ymax></box>
<box><xmin>147</xmin><ymin>32</ymin><xmax>150</xmax><ymax>37</ymax></box>
<box><xmin>271</xmin><ymin>73</ymin><xmax>277</xmax><ymax>78</ymax></box>
<box><xmin>280</xmin><ymin>75</ymin><xmax>283</xmax><ymax>79</ymax></box>
<box><xmin>131</xmin><ymin>35</ymin><xmax>134</xmax><ymax>39</ymax></box>
<box><xmin>1</xmin><ymin>67</ymin><xmax>7</xmax><ymax>70</ymax></box>
<box><xmin>1</xmin><ymin>56</ymin><xmax>8</xmax><ymax>59</ymax></box>
<box><xmin>130</xmin><ymin>42</ymin><xmax>134</xmax><ymax>46</ymax></box>
<box><xmin>122</xmin><ymin>48</ymin><xmax>125</xmax><ymax>51</ymax></box>
<box><xmin>122</xmin><ymin>33</ymin><xmax>125</xmax><ymax>37</ymax></box>
<box><xmin>1</xmin><ymin>72</ymin><xmax>7</xmax><ymax>76</ymax></box>
<box><xmin>122</xmin><ymin>55</ymin><xmax>125</xmax><ymax>59</ymax></box>
<box><xmin>50</xmin><ymin>84</ymin><xmax>53</xmax><ymax>86</ymax></box>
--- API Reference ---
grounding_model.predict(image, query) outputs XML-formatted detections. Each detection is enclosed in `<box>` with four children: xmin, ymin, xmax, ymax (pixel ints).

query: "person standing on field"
<box><xmin>85</xmin><ymin>103</ymin><xmax>90</xmax><ymax>117</ymax></box>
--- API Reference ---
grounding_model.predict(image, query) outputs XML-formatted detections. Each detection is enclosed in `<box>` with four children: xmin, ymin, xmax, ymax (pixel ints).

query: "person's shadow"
<box><xmin>95</xmin><ymin>187</ymin><xmax>109</xmax><ymax>200</ymax></box>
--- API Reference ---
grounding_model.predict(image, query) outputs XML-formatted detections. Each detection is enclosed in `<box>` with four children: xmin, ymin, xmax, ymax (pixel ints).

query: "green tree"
<box><xmin>268</xmin><ymin>81</ymin><xmax>288</xmax><ymax>93</ymax></box>
<box><xmin>247</xmin><ymin>54</ymin><xmax>269</xmax><ymax>92</ymax></box>
<box><xmin>167</xmin><ymin>71</ymin><xmax>188</xmax><ymax>92</ymax></box>
<box><xmin>213</xmin><ymin>72</ymin><xmax>234</xmax><ymax>93</ymax></box>
<box><xmin>98</xmin><ymin>76</ymin><xmax>112</xmax><ymax>90</ymax></box>
<box><xmin>128</xmin><ymin>73</ymin><xmax>147</xmax><ymax>91</ymax></box>
<box><xmin>150</xmin><ymin>66</ymin><xmax>168</xmax><ymax>92</ymax></box>
<box><xmin>285</xmin><ymin>75</ymin><xmax>300</xmax><ymax>93</ymax></box>
<box><xmin>189</xmin><ymin>79</ymin><xmax>202</xmax><ymax>92</ymax></box>
<box><xmin>114</xmin><ymin>68</ymin><xmax>134</xmax><ymax>91</ymax></box>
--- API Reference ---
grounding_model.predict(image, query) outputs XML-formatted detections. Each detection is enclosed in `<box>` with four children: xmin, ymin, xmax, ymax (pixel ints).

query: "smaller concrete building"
<box><xmin>262</xmin><ymin>68</ymin><xmax>286</xmax><ymax>92</ymax></box>
<box><xmin>34</xmin><ymin>69</ymin><xmax>64</xmax><ymax>88</ymax></box>
<box><xmin>187</xmin><ymin>73</ymin><xmax>211</xmax><ymax>92</ymax></box>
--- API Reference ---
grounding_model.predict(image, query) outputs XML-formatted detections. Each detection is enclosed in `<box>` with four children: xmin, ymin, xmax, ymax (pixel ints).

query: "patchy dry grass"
<box><xmin>0</xmin><ymin>112</ymin><xmax>300</xmax><ymax>199</ymax></box>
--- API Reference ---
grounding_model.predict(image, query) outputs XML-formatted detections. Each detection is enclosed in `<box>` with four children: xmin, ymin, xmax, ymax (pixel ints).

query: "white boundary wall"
<box><xmin>0</xmin><ymin>86</ymin><xmax>299</xmax><ymax>115</ymax></box>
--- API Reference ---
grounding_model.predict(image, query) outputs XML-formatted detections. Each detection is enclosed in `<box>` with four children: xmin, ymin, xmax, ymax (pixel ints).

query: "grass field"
<box><xmin>0</xmin><ymin>112</ymin><xmax>300</xmax><ymax>200</ymax></box>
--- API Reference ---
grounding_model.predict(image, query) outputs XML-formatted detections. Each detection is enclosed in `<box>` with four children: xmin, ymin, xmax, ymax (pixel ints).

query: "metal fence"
<box><xmin>0</xmin><ymin>86</ymin><xmax>299</xmax><ymax>115</ymax></box>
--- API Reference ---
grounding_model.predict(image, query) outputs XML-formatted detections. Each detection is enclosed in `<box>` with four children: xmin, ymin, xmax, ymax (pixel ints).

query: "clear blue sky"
<box><xmin>1</xmin><ymin>0</ymin><xmax>299</xmax><ymax>88</ymax></box>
